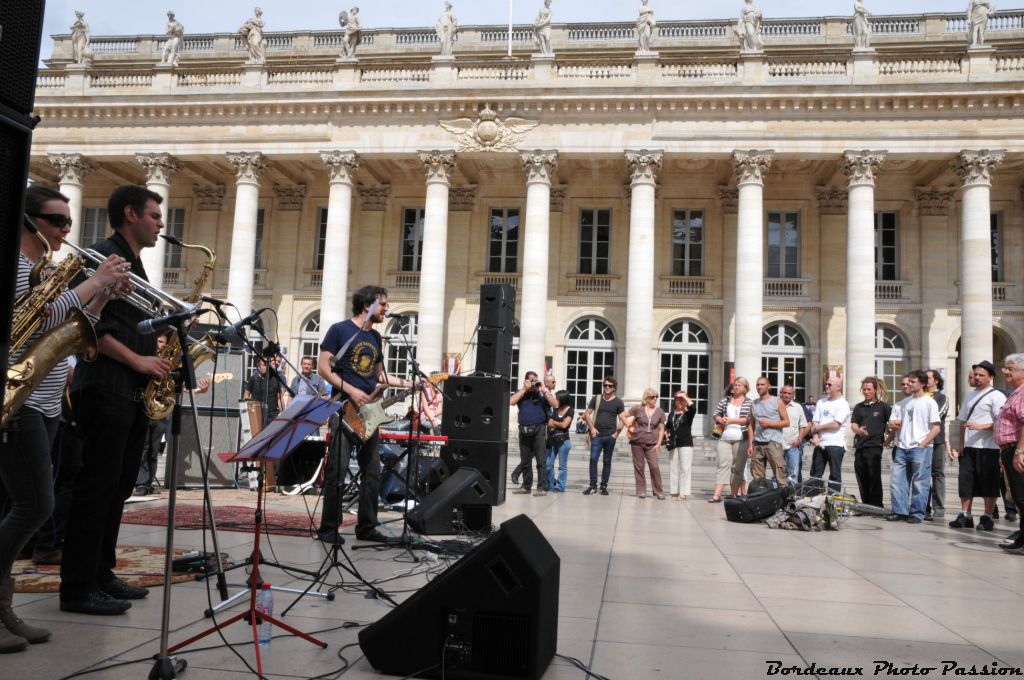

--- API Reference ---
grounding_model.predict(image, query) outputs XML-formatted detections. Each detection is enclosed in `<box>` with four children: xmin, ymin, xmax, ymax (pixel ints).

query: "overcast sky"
<box><xmin>41</xmin><ymin>0</ymin><xmax>990</xmax><ymax>54</ymax></box>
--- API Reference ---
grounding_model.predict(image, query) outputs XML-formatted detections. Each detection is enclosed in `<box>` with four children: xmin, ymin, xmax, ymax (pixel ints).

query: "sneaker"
<box><xmin>599</xmin><ymin>487</ymin><xmax>609</xmax><ymax>496</ymax></box>
<box><xmin>582</xmin><ymin>487</ymin><xmax>597</xmax><ymax>495</ymax></box>
<box><xmin>976</xmin><ymin>515</ymin><xmax>995</xmax><ymax>532</ymax></box>
<box><xmin>933</xmin><ymin>510</ymin><xmax>946</xmax><ymax>518</ymax></box>
<box><xmin>923</xmin><ymin>514</ymin><xmax>934</xmax><ymax>522</ymax></box>
<box><xmin>949</xmin><ymin>513</ymin><xmax>974</xmax><ymax>529</ymax></box>
<box><xmin>1006</xmin><ymin>512</ymin><xmax>1018</xmax><ymax>523</ymax></box>
<box><xmin>906</xmin><ymin>516</ymin><xmax>923</xmax><ymax>524</ymax></box>
<box><xmin>99</xmin><ymin>577</ymin><xmax>148</xmax><ymax>600</ymax></box>
<box><xmin>999</xmin><ymin>540</ymin><xmax>1024</xmax><ymax>553</ymax></box>
<box><xmin>533</xmin><ymin>490</ymin><xmax>547</xmax><ymax>497</ymax></box>
<box><xmin>885</xmin><ymin>514</ymin><xmax>907</xmax><ymax>522</ymax></box>
<box><xmin>512</xmin><ymin>487</ymin><xmax>532</xmax><ymax>495</ymax></box>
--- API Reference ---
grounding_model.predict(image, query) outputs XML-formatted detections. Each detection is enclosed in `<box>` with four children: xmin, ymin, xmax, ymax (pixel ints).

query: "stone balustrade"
<box><xmin>662</xmin><ymin>62</ymin><xmax>738</xmax><ymax>78</ymax></box>
<box><xmin>557</xmin><ymin>63</ymin><xmax>632</xmax><ymax>79</ymax></box>
<box><xmin>760</xmin><ymin>20</ymin><xmax>822</xmax><ymax>37</ymax></box>
<box><xmin>458</xmin><ymin>64</ymin><xmax>530</xmax><ymax>81</ymax></box>
<box><xmin>359</xmin><ymin>67</ymin><xmax>431</xmax><ymax>83</ymax></box>
<box><xmin>481</xmin><ymin>272</ymin><xmax>520</xmax><ymax>289</ymax></box>
<box><xmin>878</xmin><ymin>57</ymin><xmax>962</xmax><ymax>76</ymax></box>
<box><xmin>479</xmin><ymin>28</ymin><xmax>533</xmax><ymax>44</ymax></box>
<box><xmin>997</xmin><ymin>56</ymin><xmax>1024</xmax><ymax>71</ymax></box>
<box><xmin>946</xmin><ymin>11</ymin><xmax>1024</xmax><ymax>32</ymax></box>
<box><xmin>267</xmin><ymin>69</ymin><xmax>334</xmax><ymax>85</ymax></box>
<box><xmin>664</xmin><ymin>277</ymin><xmax>711</xmax><ymax>296</ymax></box>
<box><xmin>768</xmin><ymin>60</ymin><xmax>848</xmax><ymax>78</ymax></box>
<box><xmin>657</xmin><ymin>23</ymin><xmax>730</xmax><ymax>40</ymax></box>
<box><xmin>764</xmin><ymin>279</ymin><xmax>807</xmax><ymax>298</ymax></box>
<box><xmin>572</xmin><ymin>275</ymin><xmax>614</xmax><ymax>294</ymax></box>
<box><xmin>875</xmin><ymin>281</ymin><xmax>907</xmax><ymax>300</ymax></box>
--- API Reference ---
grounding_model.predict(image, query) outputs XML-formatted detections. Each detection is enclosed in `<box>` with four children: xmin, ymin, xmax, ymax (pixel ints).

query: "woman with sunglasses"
<box><xmin>665</xmin><ymin>391</ymin><xmax>696</xmax><ymax>500</ymax></box>
<box><xmin>0</xmin><ymin>185</ymin><xmax>129</xmax><ymax>652</ymax></box>
<box><xmin>709</xmin><ymin>377</ymin><xmax>754</xmax><ymax>502</ymax></box>
<box><xmin>623</xmin><ymin>388</ymin><xmax>666</xmax><ymax>499</ymax></box>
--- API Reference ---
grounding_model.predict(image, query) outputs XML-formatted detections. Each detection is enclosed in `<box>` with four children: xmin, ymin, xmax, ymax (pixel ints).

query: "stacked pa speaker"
<box><xmin>0</xmin><ymin>2</ymin><xmax>47</xmax><ymax>413</ymax></box>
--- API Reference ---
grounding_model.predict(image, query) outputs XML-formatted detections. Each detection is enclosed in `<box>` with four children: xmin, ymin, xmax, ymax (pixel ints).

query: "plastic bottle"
<box><xmin>255</xmin><ymin>583</ymin><xmax>273</xmax><ymax>647</ymax></box>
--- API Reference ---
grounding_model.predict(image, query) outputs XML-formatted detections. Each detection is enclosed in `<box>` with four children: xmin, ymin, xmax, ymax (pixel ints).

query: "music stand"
<box><xmin>165</xmin><ymin>396</ymin><xmax>340</xmax><ymax>678</ymax></box>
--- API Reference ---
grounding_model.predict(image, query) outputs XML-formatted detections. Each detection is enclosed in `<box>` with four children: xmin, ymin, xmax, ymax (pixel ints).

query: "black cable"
<box><xmin>555</xmin><ymin>653</ymin><xmax>613</xmax><ymax>680</ymax></box>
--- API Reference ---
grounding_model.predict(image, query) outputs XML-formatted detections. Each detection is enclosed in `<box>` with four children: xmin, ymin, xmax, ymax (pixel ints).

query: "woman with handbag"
<box><xmin>545</xmin><ymin>391</ymin><xmax>574</xmax><ymax>492</ymax></box>
<box><xmin>665</xmin><ymin>391</ymin><xmax>697</xmax><ymax>499</ymax></box>
<box><xmin>623</xmin><ymin>388</ymin><xmax>666</xmax><ymax>499</ymax></box>
<box><xmin>709</xmin><ymin>377</ymin><xmax>754</xmax><ymax>502</ymax></box>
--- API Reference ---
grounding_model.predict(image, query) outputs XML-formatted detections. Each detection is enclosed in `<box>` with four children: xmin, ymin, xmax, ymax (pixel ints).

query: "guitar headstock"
<box><xmin>428</xmin><ymin>372</ymin><xmax>449</xmax><ymax>386</ymax></box>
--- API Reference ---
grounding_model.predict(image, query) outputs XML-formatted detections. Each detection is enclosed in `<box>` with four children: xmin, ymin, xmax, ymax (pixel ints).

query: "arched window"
<box><xmin>565</xmin><ymin>318</ymin><xmax>616</xmax><ymax>411</ymax></box>
<box><xmin>761</xmin><ymin>322</ymin><xmax>808</xmax><ymax>402</ymax></box>
<box><xmin>875</xmin><ymin>325</ymin><xmax>909</xmax><ymax>397</ymax></box>
<box><xmin>658</xmin><ymin>320</ymin><xmax>710</xmax><ymax>426</ymax></box>
<box><xmin>300</xmin><ymin>312</ymin><xmax>321</xmax><ymax>361</ymax></box>
<box><xmin>384</xmin><ymin>314</ymin><xmax>419</xmax><ymax>382</ymax></box>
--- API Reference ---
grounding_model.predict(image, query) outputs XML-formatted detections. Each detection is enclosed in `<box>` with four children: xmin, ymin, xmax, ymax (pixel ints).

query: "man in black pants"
<box><xmin>61</xmin><ymin>185</ymin><xmax>173</xmax><ymax>615</ymax></box>
<box><xmin>316</xmin><ymin>286</ymin><xmax>411</xmax><ymax>543</ymax></box>
<box><xmin>510</xmin><ymin>371</ymin><xmax>557</xmax><ymax>497</ymax></box>
<box><xmin>850</xmin><ymin>377</ymin><xmax>892</xmax><ymax>507</ymax></box>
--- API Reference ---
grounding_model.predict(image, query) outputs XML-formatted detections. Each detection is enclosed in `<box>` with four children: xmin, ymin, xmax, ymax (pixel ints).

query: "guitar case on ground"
<box><xmin>724</xmin><ymin>480</ymin><xmax>790</xmax><ymax>523</ymax></box>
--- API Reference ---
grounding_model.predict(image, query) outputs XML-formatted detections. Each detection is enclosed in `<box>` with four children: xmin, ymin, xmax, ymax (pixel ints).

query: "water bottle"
<box><xmin>255</xmin><ymin>583</ymin><xmax>273</xmax><ymax>648</ymax></box>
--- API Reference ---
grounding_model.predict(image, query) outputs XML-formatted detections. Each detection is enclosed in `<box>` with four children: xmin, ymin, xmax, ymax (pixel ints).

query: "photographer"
<box><xmin>510</xmin><ymin>371</ymin><xmax>557</xmax><ymax>496</ymax></box>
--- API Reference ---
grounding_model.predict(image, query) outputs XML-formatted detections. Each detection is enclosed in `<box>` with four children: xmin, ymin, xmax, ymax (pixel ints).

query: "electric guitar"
<box><xmin>340</xmin><ymin>372</ymin><xmax>448</xmax><ymax>443</ymax></box>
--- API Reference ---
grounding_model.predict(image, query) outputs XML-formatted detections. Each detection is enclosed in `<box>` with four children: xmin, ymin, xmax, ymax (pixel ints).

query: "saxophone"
<box><xmin>3</xmin><ymin>222</ymin><xmax>99</xmax><ymax>427</ymax></box>
<box><xmin>141</xmin><ymin>236</ymin><xmax>219</xmax><ymax>420</ymax></box>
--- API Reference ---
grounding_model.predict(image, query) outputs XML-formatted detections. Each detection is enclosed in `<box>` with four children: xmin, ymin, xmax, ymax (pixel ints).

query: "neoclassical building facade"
<box><xmin>28</xmin><ymin>9</ymin><xmax>1024</xmax><ymax>429</ymax></box>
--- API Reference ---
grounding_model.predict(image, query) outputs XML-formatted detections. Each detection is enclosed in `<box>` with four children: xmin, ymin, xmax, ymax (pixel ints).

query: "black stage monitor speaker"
<box><xmin>407</xmin><ymin>467</ymin><xmax>493</xmax><ymax>535</ymax></box>
<box><xmin>478</xmin><ymin>283</ymin><xmax>516</xmax><ymax>332</ymax></box>
<box><xmin>441</xmin><ymin>440</ymin><xmax>507</xmax><ymax>505</ymax></box>
<box><xmin>359</xmin><ymin>514</ymin><xmax>559</xmax><ymax>680</ymax></box>
<box><xmin>442</xmin><ymin>376</ymin><xmax>509</xmax><ymax>442</ymax></box>
<box><xmin>475</xmin><ymin>328</ymin><xmax>513</xmax><ymax>380</ymax></box>
<box><xmin>0</xmin><ymin>1</ymin><xmax>46</xmax><ymax>115</ymax></box>
<box><xmin>175</xmin><ymin>408</ymin><xmax>240</xmax><ymax>488</ymax></box>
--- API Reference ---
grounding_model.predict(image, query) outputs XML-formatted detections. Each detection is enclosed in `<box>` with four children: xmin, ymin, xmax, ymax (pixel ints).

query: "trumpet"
<box><xmin>59</xmin><ymin>238</ymin><xmax>191</xmax><ymax>317</ymax></box>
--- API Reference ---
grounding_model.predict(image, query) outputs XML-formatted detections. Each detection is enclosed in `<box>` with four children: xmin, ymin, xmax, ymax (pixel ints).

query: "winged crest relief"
<box><xmin>439</xmin><ymin>105</ymin><xmax>538</xmax><ymax>152</ymax></box>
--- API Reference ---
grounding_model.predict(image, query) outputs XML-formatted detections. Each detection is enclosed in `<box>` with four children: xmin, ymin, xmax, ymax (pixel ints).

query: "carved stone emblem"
<box><xmin>815</xmin><ymin>186</ymin><xmax>847</xmax><ymax>215</ymax></box>
<box><xmin>440</xmin><ymin>105</ymin><xmax>538</xmax><ymax>152</ymax></box>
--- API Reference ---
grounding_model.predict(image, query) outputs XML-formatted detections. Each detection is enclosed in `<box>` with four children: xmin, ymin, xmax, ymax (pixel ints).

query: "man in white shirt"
<box><xmin>886</xmin><ymin>370</ymin><xmax>941</xmax><ymax>523</ymax></box>
<box><xmin>949</xmin><ymin>360</ymin><xmax>1007</xmax><ymax>531</ymax></box>
<box><xmin>809</xmin><ymin>378</ymin><xmax>851</xmax><ymax>492</ymax></box>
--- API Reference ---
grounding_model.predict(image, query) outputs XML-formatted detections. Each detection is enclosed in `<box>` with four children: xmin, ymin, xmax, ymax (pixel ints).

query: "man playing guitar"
<box><xmin>316</xmin><ymin>285</ymin><xmax>411</xmax><ymax>543</ymax></box>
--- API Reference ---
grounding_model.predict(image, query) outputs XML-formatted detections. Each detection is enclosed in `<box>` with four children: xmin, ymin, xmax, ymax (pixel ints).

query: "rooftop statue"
<box><xmin>239</xmin><ymin>6</ymin><xmax>267</xmax><ymax>64</ymax></box>
<box><xmin>161</xmin><ymin>11</ymin><xmax>185</xmax><ymax>67</ymax></box>
<box><xmin>851</xmin><ymin>0</ymin><xmax>872</xmax><ymax>50</ymax></box>
<box><xmin>436</xmin><ymin>1</ymin><xmax>458</xmax><ymax>57</ymax></box>
<box><xmin>534</xmin><ymin>0</ymin><xmax>553</xmax><ymax>55</ymax></box>
<box><xmin>968</xmin><ymin>0</ymin><xmax>995</xmax><ymax>47</ymax></box>
<box><xmin>636</xmin><ymin>0</ymin><xmax>656</xmax><ymax>53</ymax></box>
<box><xmin>70</xmin><ymin>10</ymin><xmax>92</xmax><ymax>65</ymax></box>
<box><xmin>734</xmin><ymin>0</ymin><xmax>764</xmax><ymax>53</ymax></box>
<box><xmin>339</xmin><ymin>7</ymin><xmax>361</xmax><ymax>59</ymax></box>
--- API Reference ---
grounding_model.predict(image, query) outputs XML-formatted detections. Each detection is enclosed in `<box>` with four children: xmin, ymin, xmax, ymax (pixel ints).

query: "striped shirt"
<box><xmin>9</xmin><ymin>253</ymin><xmax>88</xmax><ymax>418</ymax></box>
<box><xmin>994</xmin><ymin>384</ymin><xmax>1024</xmax><ymax>447</ymax></box>
<box><xmin>712</xmin><ymin>396</ymin><xmax>753</xmax><ymax>434</ymax></box>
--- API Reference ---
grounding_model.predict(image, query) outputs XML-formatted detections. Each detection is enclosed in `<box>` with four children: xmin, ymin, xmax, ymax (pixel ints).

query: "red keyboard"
<box><xmin>378</xmin><ymin>432</ymin><xmax>448</xmax><ymax>444</ymax></box>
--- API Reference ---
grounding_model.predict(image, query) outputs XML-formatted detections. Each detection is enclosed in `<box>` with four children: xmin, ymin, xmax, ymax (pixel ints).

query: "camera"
<box><xmin>531</xmin><ymin>381</ymin><xmax>542</xmax><ymax>389</ymax></box>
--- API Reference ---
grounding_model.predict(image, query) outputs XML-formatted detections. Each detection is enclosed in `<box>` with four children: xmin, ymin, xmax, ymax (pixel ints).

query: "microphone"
<box><xmin>215</xmin><ymin>308</ymin><xmax>268</xmax><ymax>343</ymax></box>
<box><xmin>137</xmin><ymin>306</ymin><xmax>203</xmax><ymax>335</ymax></box>
<box><xmin>384</xmin><ymin>312</ymin><xmax>410</xmax><ymax>319</ymax></box>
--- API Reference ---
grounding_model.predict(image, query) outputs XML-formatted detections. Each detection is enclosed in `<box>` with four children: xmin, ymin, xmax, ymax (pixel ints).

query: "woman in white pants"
<box><xmin>665</xmin><ymin>391</ymin><xmax>697</xmax><ymax>499</ymax></box>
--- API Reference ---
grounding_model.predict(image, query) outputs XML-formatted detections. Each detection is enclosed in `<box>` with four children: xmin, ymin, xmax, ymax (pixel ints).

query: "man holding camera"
<box><xmin>510</xmin><ymin>371</ymin><xmax>557</xmax><ymax>496</ymax></box>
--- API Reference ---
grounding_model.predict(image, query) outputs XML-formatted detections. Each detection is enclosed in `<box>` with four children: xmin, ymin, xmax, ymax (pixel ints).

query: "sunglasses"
<box><xmin>603</xmin><ymin>384</ymin><xmax>615</xmax><ymax>389</ymax></box>
<box><xmin>28</xmin><ymin>212</ymin><xmax>73</xmax><ymax>229</ymax></box>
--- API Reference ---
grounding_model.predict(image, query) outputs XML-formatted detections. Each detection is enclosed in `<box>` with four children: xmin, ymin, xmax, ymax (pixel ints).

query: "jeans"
<box><xmin>589</xmin><ymin>434</ymin><xmax>616</xmax><ymax>489</ymax></box>
<box><xmin>891</xmin><ymin>445</ymin><xmax>933</xmax><ymax>520</ymax></box>
<box><xmin>518</xmin><ymin>425</ymin><xmax>548</xmax><ymax>491</ymax></box>
<box><xmin>546</xmin><ymin>439</ymin><xmax>571</xmax><ymax>491</ymax></box>
<box><xmin>784</xmin><ymin>445</ymin><xmax>803</xmax><ymax>485</ymax></box>
<box><xmin>0</xmin><ymin>407</ymin><xmax>58</xmax><ymax>581</ymax></box>
<box><xmin>811</xmin><ymin>445</ymin><xmax>845</xmax><ymax>492</ymax></box>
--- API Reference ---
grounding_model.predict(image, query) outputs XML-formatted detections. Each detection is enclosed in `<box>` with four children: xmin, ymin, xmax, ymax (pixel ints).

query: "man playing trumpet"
<box><xmin>0</xmin><ymin>185</ymin><xmax>130</xmax><ymax>650</ymax></box>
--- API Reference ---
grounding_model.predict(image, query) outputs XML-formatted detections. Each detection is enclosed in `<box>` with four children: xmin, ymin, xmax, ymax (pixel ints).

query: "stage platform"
<box><xmin>8</xmin><ymin>448</ymin><xmax>1024</xmax><ymax>679</ymax></box>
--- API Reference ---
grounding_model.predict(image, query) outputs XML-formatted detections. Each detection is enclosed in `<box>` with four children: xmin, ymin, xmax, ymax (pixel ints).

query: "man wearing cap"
<box><xmin>950</xmin><ymin>360</ymin><xmax>1007</xmax><ymax>531</ymax></box>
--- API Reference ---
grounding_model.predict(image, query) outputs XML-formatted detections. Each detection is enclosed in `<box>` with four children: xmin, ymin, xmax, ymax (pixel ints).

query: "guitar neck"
<box><xmin>378</xmin><ymin>388</ymin><xmax>413</xmax><ymax>410</ymax></box>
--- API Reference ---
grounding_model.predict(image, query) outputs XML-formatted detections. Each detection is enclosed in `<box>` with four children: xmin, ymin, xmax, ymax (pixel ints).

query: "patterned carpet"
<box><xmin>12</xmin><ymin>545</ymin><xmax>194</xmax><ymax>593</ymax></box>
<box><xmin>120</xmin><ymin>501</ymin><xmax>355</xmax><ymax>537</ymax></box>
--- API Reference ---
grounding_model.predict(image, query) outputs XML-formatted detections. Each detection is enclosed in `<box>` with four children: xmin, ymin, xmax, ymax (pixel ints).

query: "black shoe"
<box><xmin>1000</xmin><ymin>530</ymin><xmax>1022</xmax><ymax>546</ymax></box>
<box><xmin>355</xmin><ymin>530</ymin><xmax>390</xmax><ymax>543</ymax></box>
<box><xmin>582</xmin><ymin>487</ymin><xmax>596</xmax><ymax>495</ymax></box>
<box><xmin>599</xmin><ymin>487</ymin><xmax>609</xmax><ymax>496</ymax></box>
<box><xmin>512</xmin><ymin>487</ymin><xmax>532</xmax><ymax>495</ymax></box>
<box><xmin>976</xmin><ymin>515</ymin><xmax>995</xmax><ymax>532</ymax></box>
<box><xmin>1006</xmin><ymin>512</ymin><xmax>1018</xmax><ymax>523</ymax></box>
<box><xmin>949</xmin><ymin>513</ymin><xmax>974</xmax><ymax>529</ymax></box>
<box><xmin>100</xmin><ymin>577</ymin><xmax>148</xmax><ymax>600</ymax></box>
<box><xmin>60</xmin><ymin>591</ymin><xmax>131</xmax><ymax>615</ymax></box>
<box><xmin>510</xmin><ymin>463</ymin><xmax>524</xmax><ymax>485</ymax></box>
<box><xmin>993</xmin><ymin>507</ymin><xmax>1000</xmax><ymax>519</ymax></box>
<box><xmin>885</xmin><ymin>514</ymin><xmax>907</xmax><ymax>522</ymax></box>
<box><xmin>316</xmin><ymin>529</ymin><xmax>344</xmax><ymax>544</ymax></box>
<box><xmin>906</xmin><ymin>516</ymin><xmax>923</xmax><ymax>524</ymax></box>
<box><xmin>999</xmin><ymin>539</ymin><xmax>1024</xmax><ymax>552</ymax></box>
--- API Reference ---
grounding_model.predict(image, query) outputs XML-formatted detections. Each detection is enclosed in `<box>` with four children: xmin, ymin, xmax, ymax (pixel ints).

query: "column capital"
<box><xmin>192</xmin><ymin>184</ymin><xmax>226</xmax><ymax>211</ymax></box>
<box><xmin>914</xmin><ymin>186</ymin><xmax>955</xmax><ymax>217</ymax></box>
<box><xmin>815</xmin><ymin>186</ymin><xmax>847</xmax><ymax>215</ymax></box>
<box><xmin>625</xmin><ymin>149</ymin><xmax>663</xmax><ymax>186</ymax></box>
<box><xmin>47</xmin><ymin>152</ymin><xmax>93</xmax><ymax>186</ymax></box>
<box><xmin>732</xmin><ymin>150</ymin><xmax>774</xmax><ymax>186</ymax></box>
<box><xmin>134</xmin><ymin>152</ymin><xmax>180</xmax><ymax>186</ymax></box>
<box><xmin>520</xmin><ymin>149</ymin><xmax>557</xmax><ymax>184</ymax></box>
<box><xmin>319</xmin><ymin>150</ymin><xmax>360</xmax><ymax>185</ymax></box>
<box><xmin>358</xmin><ymin>184</ymin><xmax>390</xmax><ymax>211</ymax></box>
<box><xmin>953</xmin><ymin>149</ymin><xmax>1005</xmax><ymax>188</ymax></box>
<box><xmin>418</xmin><ymin>150</ymin><xmax>456</xmax><ymax>184</ymax></box>
<box><xmin>273</xmin><ymin>184</ymin><xmax>306</xmax><ymax>211</ymax></box>
<box><xmin>841</xmin><ymin>150</ymin><xmax>887</xmax><ymax>187</ymax></box>
<box><xmin>227</xmin><ymin>152</ymin><xmax>266</xmax><ymax>185</ymax></box>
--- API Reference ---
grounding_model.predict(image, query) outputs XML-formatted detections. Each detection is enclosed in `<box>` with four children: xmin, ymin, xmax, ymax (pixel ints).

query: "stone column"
<box><xmin>623</xmin><ymin>150</ymin><xmax>662</xmax><ymax>401</ymax></box>
<box><xmin>416</xmin><ymin>151</ymin><xmax>456</xmax><ymax>372</ymax></box>
<box><xmin>732</xmin><ymin>150</ymin><xmax>774</xmax><ymax>384</ymax></box>
<box><xmin>47</xmin><ymin>153</ymin><xmax>92</xmax><ymax>258</ymax></box>
<box><xmin>319</xmin><ymin>151</ymin><xmax>360</xmax><ymax>332</ymax></box>
<box><xmin>842</xmin><ymin>150</ymin><xmax>886</xmax><ymax>398</ymax></box>
<box><xmin>953</xmin><ymin>149</ymin><xmax>1005</xmax><ymax>365</ymax></box>
<box><xmin>225</xmin><ymin>152</ymin><xmax>266</xmax><ymax>317</ymax></box>
<box><xmin>135</xmin><ymin>153</ymin><xmax>180</xmax><ymax>284</ymax></box>
<box><xmin>518</xmin><ymin>150</ymin><xmax>557</xmax><ymax>380</ymax></box>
